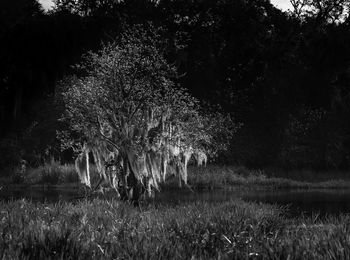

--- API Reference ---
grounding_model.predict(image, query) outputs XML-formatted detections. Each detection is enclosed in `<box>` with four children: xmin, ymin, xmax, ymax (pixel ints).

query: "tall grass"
<box><xmin>23</xmin><ymin>162</ymin><xmax>98</xmax><ymax>186</ymax></box>
<box><xmin>1</xmin><ymin>199</ymin><xmax>350</xmax><ymax>259</ymax></box>
<box><xmin>162</xmin><ymin>165</ymin><xmax>350</xmax><ymax>190</ymax></box>
<box><xmin>24</xmin><ymin>162</ymin><xmax>79</xmax><ymax>185</ymax></box>
<box><xmin>4</xmin><ymin>162</ymin><xmax>350</xmax><ymax>190</ymax></box>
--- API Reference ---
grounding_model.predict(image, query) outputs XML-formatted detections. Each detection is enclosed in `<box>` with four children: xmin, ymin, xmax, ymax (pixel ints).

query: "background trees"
<box><xmin>2</xmin><ymin>0</ymin><xmax>350</xmax><ymax>173</ymax></box>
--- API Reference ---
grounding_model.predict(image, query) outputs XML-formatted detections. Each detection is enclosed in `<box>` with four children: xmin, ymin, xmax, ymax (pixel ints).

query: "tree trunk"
<box><xmin>117</xmin><ymin>155</ymin><xmax>145</xmax><ymax>206</ymax></box>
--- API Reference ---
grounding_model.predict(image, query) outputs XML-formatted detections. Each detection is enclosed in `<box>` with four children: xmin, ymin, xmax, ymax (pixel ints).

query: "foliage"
<box><xmin>164</xmin><ymin>165</ymin><xmax>350</xmax><ymax>190</ymax></box>
<box><xmin>59</xmin><ymin>26</ymin><xmax>234</xmax><ymax>195</ymax></box>
<box><xmin>280</xmin><ymin>108</ymin><xmax>327</xmax><ymax>168</ymax></box>
<box><xmin>0</xmin><ymin>198</ymin><xmax>283</xmax><ymax>259</ymax></box>
<box><xmin>25</xmin><ymin>162</ymin><xmax>80</xmax><ymax>185</ymax></box>
<box><xmin>0</xmin><ymin>95</ymin><xmax>66</xmax><ymax>175</ymax></box>
<box><xmin>20</xmin><ymin>95</ymin><xmax>65</xmax><ymax>166</ymax></box>
<box><xmin>11</xmin><ymin>172</ymin><xmax>24</xmax><ymax>184</ymax></box>
<box><xmin>2</xmin><ymin>198</ymin><xmax>350</xmax><ymax>259</ymax></box>
<box><xmin>3</xmin><ymin>0</ymin><xmax>350</xmax><ymax>172</ymax></box>
<box><xmin>61</xmin><ymin>26</ymin><xmax>212</xmax><ymax>151</ymax></box>
<box><xmin>0</xmin><ymin>136</ymin><xmax>22</xmax><ymax>175</ymax></box>
<box><xmin>5</xmin><ymin>163</ymin><xmax>350</xmax><ymax>189</ymax></box>
<box><xmin>280</xmin><ymin>107</ymin><xmax>349</xmax><ymax>169</ymax></box>
<box><xmin>290</xmin><ymin>0</ymin><xmax>349</xmax><ymax>23</ymax></box>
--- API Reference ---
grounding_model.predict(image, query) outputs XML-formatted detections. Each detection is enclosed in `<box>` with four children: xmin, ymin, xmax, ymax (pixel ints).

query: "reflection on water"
<box><xmin>1</xmin><ymin>185</ymin><xmax>350</xmax><ymax>216</ymax></box>
<box><xmin>0</xmin><ymin>186</ymin><xmax>81</xmax><ymax>203</ymax></box>
<box><xmin>156</xmin><ymin>189</ymin><xmax>350</xmax><ymax>216</ymax></box>
<box><xmin>241</xmin><ymin>189</ymin><xmax>350</xmax><ymax>216</ymax></box>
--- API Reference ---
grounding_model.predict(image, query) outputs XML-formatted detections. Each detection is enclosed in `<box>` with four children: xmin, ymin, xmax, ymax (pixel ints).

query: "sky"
<box><xmin>271</xmin><ymin>0</ymin><xmax>292</xmax><ymax>11</ymax></box>
<box><xmin>38</xmin><ymin>0</ymin><xmax>292</xmax><ymax>11</ymax></box>
<box><xmin>38</xmin><ymin>0</ymin><xmax>55</xmax><ymax>11</ymax></box>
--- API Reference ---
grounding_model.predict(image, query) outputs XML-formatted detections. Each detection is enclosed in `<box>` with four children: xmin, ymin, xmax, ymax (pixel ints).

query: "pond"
<box><xmin>1</xmin><ymin>185</ymin><xmax>350</xmax><ymax>216</ymax></box>
<box><xmin>157</xmin><ymin>188</ymin><xmax>350</xmax><ymax>217</ymax></box>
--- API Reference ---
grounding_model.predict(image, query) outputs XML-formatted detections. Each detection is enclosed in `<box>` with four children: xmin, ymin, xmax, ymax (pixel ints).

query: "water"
<box><xmin>0</xmin><ymin>186</ymin><xmax>80</xmax><ymax>203</ymax></box>
<box><xmin>1</xmin><ymin>186</ymin><xmax>350</xmax><ymax>216</ymax></box>
<box><xmin>156</xmin><ymin>189</ymin><xmax>350</xmax><ymax>216</ymax></box>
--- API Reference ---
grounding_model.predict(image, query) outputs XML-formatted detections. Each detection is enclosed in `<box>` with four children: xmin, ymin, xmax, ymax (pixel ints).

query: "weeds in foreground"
<box><xmin>0</xmin><ymin>199</ymin><xmax>350</xmax><ymax>259</ymax></box>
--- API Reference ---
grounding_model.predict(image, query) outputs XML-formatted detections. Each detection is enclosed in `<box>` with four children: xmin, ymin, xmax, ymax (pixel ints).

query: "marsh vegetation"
<box><xmin>2</xmin><ymin>164</ymin><xmax>350</xmax><ymax>259</ymax></box>
<box><xmin>2</xmin><ymin>198</ymin><xmax>350</xmax><ymax>259</ymax></box>
<box><xmin>3</xmin><ymin>164</ymin><xmax>350</xmax><ymax>191</ymax></box>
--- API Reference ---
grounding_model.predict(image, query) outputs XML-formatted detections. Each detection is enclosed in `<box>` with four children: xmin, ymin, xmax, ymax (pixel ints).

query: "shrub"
<box><xmin>279</xmin><ymin>108</ymin><xmax>348</xmax><ymax>170</ymax></box>
<box><xmin>11</xmin><ymin>172</ymin><xmax>24</xmax><ymax>184</ymax></box>
<box><xmin>0</xmin><ymin>137</ymin><xmax>22</xmax><ymax>176</ymax></box>
<box><xmin>41</xmin><ymin>166</ymin><xmax>60</xmax><ymax>184</ymax></box>
<box><xmin>24</xmin><ymin>162</ymin><xmax>80</xmax><ymax>185</ymax></box>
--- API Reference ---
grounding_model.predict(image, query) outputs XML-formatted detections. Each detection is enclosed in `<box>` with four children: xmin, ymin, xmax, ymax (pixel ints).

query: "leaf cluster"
<box><xmin>59</xmin><ymin>26</ymin><xmax>232</xmax><ymax>157</ymax></box>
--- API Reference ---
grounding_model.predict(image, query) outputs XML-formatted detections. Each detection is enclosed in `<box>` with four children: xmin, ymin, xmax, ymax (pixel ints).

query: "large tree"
<box><xmin>60</xmin><ymin>27</ymin><xmax>233</xmax><ymax>203</ymax></box>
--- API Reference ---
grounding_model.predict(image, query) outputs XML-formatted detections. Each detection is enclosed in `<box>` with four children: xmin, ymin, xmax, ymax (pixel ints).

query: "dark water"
<box><xmin>1</xmin><ymin>186</ymin><xmax>350</xmax><ymax>216</ymax></box>
<box><xmin>156</xmin><ymin>189</ymin><xmax>350</xmax><ymax>216</ymax></box>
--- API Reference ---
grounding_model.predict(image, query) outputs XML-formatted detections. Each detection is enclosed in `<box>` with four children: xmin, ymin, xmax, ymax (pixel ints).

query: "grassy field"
<box><xmin>1</xmin><ymin>198</ymin><xmax>350</xmax><ymax>259</ymax></box>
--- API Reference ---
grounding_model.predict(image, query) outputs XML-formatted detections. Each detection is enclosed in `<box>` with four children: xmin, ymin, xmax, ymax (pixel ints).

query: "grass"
<box><xmin>0</xmin><ymin>162</ymin><xmax>98</xmax><ymax>188</ymax></box>
<box><xmin>2</xmin><ymin>163</ymin><xmax>350</xmax><ymax>190</ymax></box>
<box><xmin>25</xmin><ymin>163</ymin><xmax>79</xmax><ymax>184</ymax></box>
<box><xmin>0</xmin><ymin>162</ymin><xmax>79</xmax><ymax>186</ymax></box>
<box><xmin>162</xmin><ymin>165</ymin><xmax>350</xmax><ymax>190</ymax></box>
<box><xmin>1</xmin><ymin>198</ymin><xmax>350</xmax><ymax>259</ymax></box>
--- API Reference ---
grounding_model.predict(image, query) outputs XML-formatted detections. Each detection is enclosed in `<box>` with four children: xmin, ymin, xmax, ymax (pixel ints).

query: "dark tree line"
<box><xmin>2</xmin><ymin>0</ymin><xmax>350</xmax><ymax>172</ymax></box>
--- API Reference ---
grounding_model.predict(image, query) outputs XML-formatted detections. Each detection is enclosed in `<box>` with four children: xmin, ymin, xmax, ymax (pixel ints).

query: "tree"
<box><xmin>290</xmin><ymin>0</ymin><xmax>349</xmax><ymax>23</ymax></box>
<box><xmin>59</xmin><ymin>26</ymin><xmax>233</xmax><ymax>203</ymax></box>
<box><xmin>0</xmin><ymin>0</ymin><xmax>44</xmax><ymax>127</ymax></box>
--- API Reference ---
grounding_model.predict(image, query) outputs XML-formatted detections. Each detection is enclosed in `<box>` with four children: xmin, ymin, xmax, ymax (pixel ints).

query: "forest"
<box><xmin>2</xmin><ymin>0</ymin><xmax>350</xmax><ymax>175</ymax></box>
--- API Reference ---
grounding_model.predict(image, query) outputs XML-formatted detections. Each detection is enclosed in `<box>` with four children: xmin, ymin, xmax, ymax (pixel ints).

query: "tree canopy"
<box><xmin>60</xmin><ymin>27</ymin><xmax>234</xmax><ymax>201</ymax></box>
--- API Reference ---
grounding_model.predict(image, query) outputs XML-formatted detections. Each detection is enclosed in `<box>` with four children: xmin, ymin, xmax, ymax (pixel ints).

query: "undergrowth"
<box><xmin>163</xmin><ymin>165</ymin><xmax>350</xmax><ymax>190</ymax></box>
